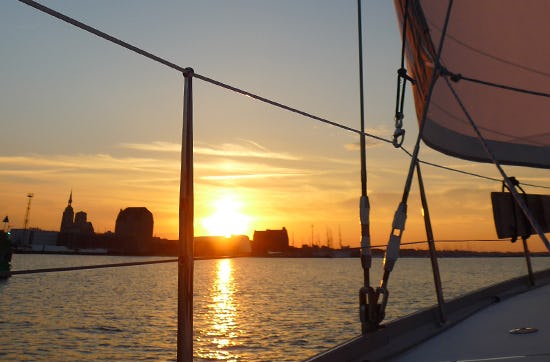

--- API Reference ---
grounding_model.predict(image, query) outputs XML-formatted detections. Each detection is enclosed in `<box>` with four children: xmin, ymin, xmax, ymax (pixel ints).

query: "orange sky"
<box><xmin>1</xmin><ymin>1</ymin><xmax>548</xmax><ymax>253</ymax></box>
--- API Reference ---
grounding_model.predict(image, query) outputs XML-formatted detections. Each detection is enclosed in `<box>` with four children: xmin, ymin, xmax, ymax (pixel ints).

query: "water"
<box><xmin>1</xmin><ymin>255</ymin><xmax>549</xmax><ymax>361</ymax></box>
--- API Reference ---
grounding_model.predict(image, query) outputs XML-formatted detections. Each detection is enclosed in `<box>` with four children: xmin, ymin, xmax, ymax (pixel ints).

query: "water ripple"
<box><xmin>1</xmin><ymin>255</ymin><xmax>549</xmax><ymax>361</ymax></box>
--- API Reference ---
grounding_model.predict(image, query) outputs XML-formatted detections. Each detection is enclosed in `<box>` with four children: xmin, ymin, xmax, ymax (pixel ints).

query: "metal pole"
<box><xmin>356</xmin><ymin>0</ymin><xmax>375</xmax><ymax>334</ymax></box>
<box><xmin>178</xmin><ymin>68</ymin><xmax>194</xmax><ymax>362</ymax></box>
<box><xmin>415</xmin><ymin>161</ymin><xmax>446</xmax><ymax>324</ymax></box>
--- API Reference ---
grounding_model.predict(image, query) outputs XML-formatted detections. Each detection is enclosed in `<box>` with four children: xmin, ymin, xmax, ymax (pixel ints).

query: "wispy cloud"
<box><xmin>344</xmin><ymin>126</ymin><xmax>392</xmax><ymax>150</ymax></box>
<box><xmin>201</xmin><ymin>173</ymin><xmax>306</xmax><ymax>180</ymax></box>
<box><xmin>0</xmin><ymin>154</ymin><xmax>179</xmax><ymax>176</ymax></box>
<box><xmin>119</xmin><ymin>139</ymin><xmax>301</xmax><ymax>161</ymax></box>
<box><xmin>196</xmin><ymin>158</ymin><xmax>314</xmax><ymax>181</ymax></box>
<box><xmin>119</xmin><ymin>141</ymin><xmax>180</xmax><ymax>152</ymax></box>
<box><xmin>197</xmin><ymin>142</ymin><xmax>300</xmax><ymax>160</ymax></box>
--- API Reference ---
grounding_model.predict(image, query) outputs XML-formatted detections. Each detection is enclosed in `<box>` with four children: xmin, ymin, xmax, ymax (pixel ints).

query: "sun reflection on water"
<box><xmin>198</xmin><ymin>258</ymin><xmax>240</xmax><ymax>360</ymax></box>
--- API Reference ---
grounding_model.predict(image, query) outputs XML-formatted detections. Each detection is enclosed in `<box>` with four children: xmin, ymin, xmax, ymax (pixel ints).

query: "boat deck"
<box><xmin>393</xmin><ymin>281</ymin><xmax>550</xmax><ymax>361</ymax></box>
<box><xmin>308</xmin><ymin>268</ymin><xmax>550</xmax><ymax>362</ymax></box>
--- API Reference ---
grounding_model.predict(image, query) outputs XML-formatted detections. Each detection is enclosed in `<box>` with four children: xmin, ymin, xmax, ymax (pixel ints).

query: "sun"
<box><xmin>202</xmin><ymin>195</ymin><xmax>251</xmax><ymax>237</ymax></box>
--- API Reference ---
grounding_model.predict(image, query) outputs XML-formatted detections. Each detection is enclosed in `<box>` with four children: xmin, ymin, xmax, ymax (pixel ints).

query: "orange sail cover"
<box><xmin>394</xmin><ymin>0</ymin><xmax>550</xmax><ymax>168</ymax></box>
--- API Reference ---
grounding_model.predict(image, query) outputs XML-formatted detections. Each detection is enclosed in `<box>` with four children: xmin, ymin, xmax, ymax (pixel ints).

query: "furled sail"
<box><xmin>394</xmin><ymin>0</ymin><xmax>550</xmax><ymax>168</ymax></box>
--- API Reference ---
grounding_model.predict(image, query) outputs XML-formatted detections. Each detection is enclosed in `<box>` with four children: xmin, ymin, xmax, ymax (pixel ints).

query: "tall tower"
<box><xmin>60</xmin><ymin>191</ymin><xmax>74</xmax><ymax>232</ymax></box>
<box><xmin>23</xmin><ymin>193</ymin><xmax>33</xmax><ymax>230</ymax></box>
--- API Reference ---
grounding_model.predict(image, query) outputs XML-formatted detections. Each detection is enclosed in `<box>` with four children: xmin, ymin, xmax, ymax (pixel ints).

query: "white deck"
<box><xmin>392</xmin><ymin>283</ymin><xmax>550</xmax><ymax>362</ymax></box>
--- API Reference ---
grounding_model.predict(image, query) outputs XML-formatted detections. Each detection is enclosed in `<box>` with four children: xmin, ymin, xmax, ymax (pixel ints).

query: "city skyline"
<box><xmin>1</xmin><ymin>1</ymin><xmax>549</xmax><ymax>252</ymax></box>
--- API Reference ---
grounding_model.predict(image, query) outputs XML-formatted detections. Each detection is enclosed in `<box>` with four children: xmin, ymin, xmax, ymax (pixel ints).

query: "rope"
<box><xmin>441</xmin><ymin>68</ymin><xmax>550</xmax><ymax>98</ymax></box>
<box><xmin>400</xmin><ymin>147</ymin><xmax>550</xmax><ymax>190</ymax></box>
<box><xmin>429</xmin><ymin>25</ymin><xmax>550</xmax><ymax>79</ymax></box>
<box><xmin>6</xmin><ymin>258</ymin><xmax>177</xmax><ymax>276</ymax></box>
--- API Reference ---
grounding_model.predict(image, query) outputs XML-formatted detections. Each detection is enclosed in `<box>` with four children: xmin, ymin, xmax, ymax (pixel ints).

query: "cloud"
<box><xmin>344</xmin><ymin>142</ymin><xmax>360</xmax><ymax>151</ymax></box>
<box><xmin>119</xmin><ymin>139</ymin><xmax>301</xmax><ymax>160</ymax></box>
<box><xmin>119</xmin><ymin>141</ymin><xmax>180</xmax><ymax>152</ymax></box>
<box><xmin>201</xmin><ymin>173</ymin><xmax>305</xmax><ymax>181</ymax></box>
<box><xmin>0</xmin><ymin>154</ymin><xmax>179</xmax><ymax>180</ymax></box>
<box><xmin>196</xmin><ymin>158</ymin><xmax>315</xmax><ymax>182</ymax></box>
<box><xmin>344</xmin><ymin>125</ymin><xmax>393</xmax><ymax>151</ymax></box>
<box><xmin>196</xmin><ymin>142</ymin><xmax>300</xmax><ymax>160</ymax></box>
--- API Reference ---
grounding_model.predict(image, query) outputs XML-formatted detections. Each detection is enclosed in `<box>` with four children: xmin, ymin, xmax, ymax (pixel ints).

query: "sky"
<box><xmin>1</xmin><ymin>0</ymin><xmax>549</xmax><ymax>252</ymax></box>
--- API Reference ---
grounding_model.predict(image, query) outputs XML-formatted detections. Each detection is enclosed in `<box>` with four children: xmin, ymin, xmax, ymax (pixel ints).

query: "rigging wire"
<box><xmin>373</xmin><ymin>1</ymin><xmax>456</xmax><ymax>328</ymax></box>
<box><xmin>344</xmin><ymin>238</ymin><xmax>517</xmax><ymax>250</ymax></box>
<box><xmin>17</xmin><ymin>0</ymin><xmax>190</xmax><ymax>75</ymax></box>
<box><xmin>10</xmin><ymin>0</ymin><xmax>550</xmax><ymax>278</ymax></box>
<box><xmin>440</xmin><ymin>68</ymin><xmax>550</xmax><ymax>99</ymax></box>
<box><xmin>16</xmin><ymin>0</ymin><xmax>391</xmax><ymax>143</ymax></box>
<box><xmin>5</xmin><ymin>258</ymin><xmax>178</xmax><ymax>276</ymax></box>
<box><xmin>356</xmin><ymin>0</ymin><xmax>376</xmax><ymax>335</ymax></box>
<box><xmin>193</xmin><ymin>74</ymin><xmax>392</xmax><ymax>143</ymax></box>
<box><xmin>16</xmin><ymin>0</ymin><xmax>550</xmax><ymax>192</ymax></box>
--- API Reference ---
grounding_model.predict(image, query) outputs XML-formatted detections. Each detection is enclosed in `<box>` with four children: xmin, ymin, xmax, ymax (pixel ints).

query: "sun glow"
<box><xmin>202</xmin><ymin>195</ymin><xmax>251</xmax><ymax>237</ymax></box>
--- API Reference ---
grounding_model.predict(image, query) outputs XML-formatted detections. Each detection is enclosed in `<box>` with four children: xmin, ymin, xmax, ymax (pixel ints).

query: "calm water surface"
<box><xmin>1</xmin><ymin>255</ymin><xmax>549</xmax><ymax>361</ymax></box>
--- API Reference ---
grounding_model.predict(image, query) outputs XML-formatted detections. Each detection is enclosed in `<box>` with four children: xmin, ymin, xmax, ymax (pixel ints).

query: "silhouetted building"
<box><xmin>252</xmin><ymin>227</ymin><xmax>289</xmax><ymax>256</ymax></box>
<box><xmin>114</xmin><ymin>207</ymin><xmax>154</xmax><ymax>254</ymax></box>
<box><xmin>58</xmin><ymin>192</ymin><xmax>95</xmax><ymax>249</ymax></box>
<box><xmin>60</xmin><ymin>191</ymin><xmax>74</xmax><ymax>232</ymax></box>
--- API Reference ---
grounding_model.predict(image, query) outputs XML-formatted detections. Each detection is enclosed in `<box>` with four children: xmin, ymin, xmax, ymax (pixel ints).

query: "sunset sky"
<box><xmin>1</xmin><ymin>1</ymin><xmax>549</xmax><ymax>252</ymax></box>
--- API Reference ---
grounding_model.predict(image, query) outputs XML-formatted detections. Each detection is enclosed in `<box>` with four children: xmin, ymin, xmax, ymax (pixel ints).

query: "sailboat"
<box><xmin>308</xmin><ymin>0</ymin><xmax>550</xmax><ymax>360</ymax></box>
<box><xmin>6</xmin><ymin>0</ymin><xmax>550</xmax><ymax>361</ymax></box>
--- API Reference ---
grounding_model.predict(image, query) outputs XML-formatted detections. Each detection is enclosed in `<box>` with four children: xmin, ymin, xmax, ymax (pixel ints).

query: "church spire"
<box><xmin>61</xmin><ymin>190</ymin><xmax>75</xmax><ymax>232</ymax></box>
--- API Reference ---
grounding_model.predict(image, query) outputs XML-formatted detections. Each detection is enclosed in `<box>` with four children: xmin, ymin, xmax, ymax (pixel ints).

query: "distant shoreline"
<box><xmin>12</xmin><ymin>249</ymin><xmax>549</xmax><ymax>258</ymax></box>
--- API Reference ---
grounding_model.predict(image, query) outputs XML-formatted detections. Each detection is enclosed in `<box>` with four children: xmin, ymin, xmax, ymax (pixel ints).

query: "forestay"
<box><xmin>394</xmin><ymin>0</ymin><xmax>550</xmax><ymax>168</ymax></box>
